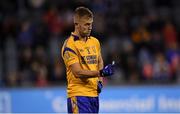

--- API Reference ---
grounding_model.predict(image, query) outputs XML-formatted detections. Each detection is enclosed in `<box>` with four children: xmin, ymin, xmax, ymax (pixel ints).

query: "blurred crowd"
<box><xmin>0</xmin><ymin>0</ymin><xmax>179</xmax><ymax>87</ymax></box>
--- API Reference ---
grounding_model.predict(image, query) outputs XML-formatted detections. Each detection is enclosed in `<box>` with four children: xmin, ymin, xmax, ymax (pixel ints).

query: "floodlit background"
<box><xmin>0</xmin><ymin>0</ymin><xmax>180</xmax><ymax>113</ymax></box>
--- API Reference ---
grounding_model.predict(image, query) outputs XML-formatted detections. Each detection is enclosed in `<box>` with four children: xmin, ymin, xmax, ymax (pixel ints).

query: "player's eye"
<box><xmin>85</xmin><ymin>23</ymin><xmax>90</xmax><ymax>26</ymax></box>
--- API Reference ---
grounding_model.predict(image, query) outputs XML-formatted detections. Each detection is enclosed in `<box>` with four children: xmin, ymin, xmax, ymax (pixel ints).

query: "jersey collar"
<box><xmin>71</xmin><ymin>32</ymin><xmax>90</xmax><ymax>41</ymax></box>
<box><xmin>71</xmin><ymin>33</ymin><xmax>79</xmax><ymax>41</ymax></box>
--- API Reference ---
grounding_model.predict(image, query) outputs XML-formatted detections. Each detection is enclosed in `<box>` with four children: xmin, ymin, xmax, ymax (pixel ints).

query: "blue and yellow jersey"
<box><xmin>61</xmin><ymin>33</ymin><xmax>101</xmax><ymax>98</ymax></box>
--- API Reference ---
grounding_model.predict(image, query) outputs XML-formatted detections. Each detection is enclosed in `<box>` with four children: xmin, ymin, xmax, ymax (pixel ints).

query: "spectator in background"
<box><xmin>43</xmin><ymin>6</ymin><xmax>64</xmax><ymax>36</ymax></box>
<box><xmin>152</xmin><ymin>52</ymin><xmax>170</xmax><ymax>81</ymax></box>
<box><xmin>51</xmin><ymin>59</ymin><xmax>65</xmax><ymax>84</ymax></box>
<box><xmin>6</xmin><ymin>71</ymin><xmax>19</xmax><ymax>87</ymax></box>
<box><xmin>17</xmin><ymin>20</ymin><xmax>34</xmax><ymax>48</ymax></box>
<box><xmin>138</xmin><ymin>48</ymin><xmax>153</xmax><ymax>80</ymax></box>
<box><xmin>151</xmin><ymin>31</ymin><xmax>164</xmax><ymax>53</ymax></box>
<box><xmin>162</xmin><ymin>21</ymin><xmax>177</xmax><ymax>48</ymax></box>
<box><xmin>166</xmin><ymin>42</ymin><xmax>180</xmax><ymax>81</ymax></box>
<box><xmin>35</xmin><ymin>64</ymin><xmax>48</xmax><ymax>87</ymax></box>
<box><xmin>131</xmin><ymin>25</ymin><xmax>151</xmax><ymax>53</ymax></box>
<box><xmin>34</xmin><ymin>45</ymin><xmax>49</xmax><ymax>65</ymax></box>
<box><xmin>18</xmin><ymin>47</ymin><xmax>34</xmax><ymax>86</ymax></box>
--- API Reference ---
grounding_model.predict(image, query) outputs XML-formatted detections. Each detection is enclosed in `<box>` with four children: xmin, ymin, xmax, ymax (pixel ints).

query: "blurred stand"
<box><xmin>0</xmin><ymin>0</ymin><xmax>179</xmax><ymax>87</ymax></box>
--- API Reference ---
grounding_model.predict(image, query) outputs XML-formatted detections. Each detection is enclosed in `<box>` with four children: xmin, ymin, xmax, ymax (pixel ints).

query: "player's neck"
<box><xmin>73</xmin><ymin>30</ymin><xmax>87</xmax><ymax>41</ymax></box>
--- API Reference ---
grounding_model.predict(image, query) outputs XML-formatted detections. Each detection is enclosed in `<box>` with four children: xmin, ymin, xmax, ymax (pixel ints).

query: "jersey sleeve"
<box><xmin>62</xmin><ymin>40</ymin><xmax>79</xmax><ymax>67</ymax></box>
<box><xmin>63</xmin><ymin>49</ymin><xmax>79</xmax><ymax>67</ymax></box>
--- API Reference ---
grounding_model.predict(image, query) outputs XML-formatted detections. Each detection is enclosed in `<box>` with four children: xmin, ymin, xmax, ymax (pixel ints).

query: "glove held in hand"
<box><xmin>100</xmin><ymin>63</ymin><xmax>114</xmax><ymax>77</ymax></box>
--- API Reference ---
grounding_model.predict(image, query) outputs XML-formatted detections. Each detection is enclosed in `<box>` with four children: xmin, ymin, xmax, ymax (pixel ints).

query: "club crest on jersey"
<box><xmin>92</xmin><ymin>46</ymin><xmax>96</xmax><ymax>53</ymax></box>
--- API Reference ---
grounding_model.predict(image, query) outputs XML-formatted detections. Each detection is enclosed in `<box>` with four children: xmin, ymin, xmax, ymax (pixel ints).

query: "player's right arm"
<box><xmin>70</xmin><ymin>63</ymin><xmax>100</xmax><ymax>78</ymax></box>
<box><xmin>63</xmin><ymin>49</ymin><xmax>114</xmax><ymax>78</ymax></box>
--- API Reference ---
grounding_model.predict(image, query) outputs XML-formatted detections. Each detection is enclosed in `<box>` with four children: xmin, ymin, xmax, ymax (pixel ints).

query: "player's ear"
<box><xmin>74</xmin><ymin>17</ymin><xmax>79</xmax><ymax>26</ymax></box>
<box><xmin>74</xmin><ymin>15</ymin><xmax>78</xmax><ymax>24</ymax></box>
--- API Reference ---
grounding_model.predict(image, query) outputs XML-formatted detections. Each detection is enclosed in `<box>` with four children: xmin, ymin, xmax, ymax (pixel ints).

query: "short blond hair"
<box><xmin>74</xmin><ymin>7</ymin><xmax>93</xmax><ymax>24</ymax></box>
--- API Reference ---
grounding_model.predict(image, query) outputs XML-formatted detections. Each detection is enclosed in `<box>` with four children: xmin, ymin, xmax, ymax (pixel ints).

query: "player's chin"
<box><xmin>82</xmin><ymin>31</ymin><xmax>91</xmax><ymax>37</ymax></box>
<box><xmin>86</xmin><ymin>32</ymin><xmax>91</xmax><ymax>36</ymax></box>
<box><xmin>87</xmin><ymin>33</ymin><xmax>91</xmax><ymax>37</ymax></box>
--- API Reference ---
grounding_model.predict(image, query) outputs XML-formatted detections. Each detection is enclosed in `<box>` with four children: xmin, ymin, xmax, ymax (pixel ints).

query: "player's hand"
<box><xmin>100</xmin><ymin>61</ymin><xmax>115</xmax><ymax>77</ymax></box>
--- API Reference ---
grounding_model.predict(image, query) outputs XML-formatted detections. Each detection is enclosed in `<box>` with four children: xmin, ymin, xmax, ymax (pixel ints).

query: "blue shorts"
<box><xmin>67</xmin><ymin>96</ymin><xmax>99</xmax><ymax>113</ymax></box>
